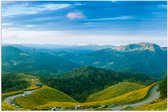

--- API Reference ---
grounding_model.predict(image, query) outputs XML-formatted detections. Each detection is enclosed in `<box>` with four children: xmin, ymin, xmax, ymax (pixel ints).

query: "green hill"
<box><xmin>2</xmin><ymin>73</ymin><xmax>40</xmax><ymax>93</ymax></box>
<box><xmin>3</xmin><ymin>43</ymin><xmax>167</xmax><ymax>79</ymax></box>
<box><xmin>34</xmin><ymin>83</ymin><xmax>156</xmax><ymax>110</ymax></box>
<box><xmin>2</xmin><ymin>46</ymin><xmax>79</xmax><ymax>76</ymax></box>
<box><xmin>86</xmin><ymin>82</ymin><xmax>144</xmax><ymax>102</ymax></box>
<box><xmin>2</xmin><ymin>73</ymin><xmax>31</xmax><ymax>93</ymax></box>
<box><xmin>41</xmin><ymin>67</ymin><xmax>155</xmax><ymax>102</ymax></box>
<box><xmin>15</xmin><ymin>86</ymin><xmax>77</xmax><ymax>109</ymax></box>
<box><xmin>54</xmin><ymin>43</ymin><xmax>166</xmax><ymax>79</ymax></box>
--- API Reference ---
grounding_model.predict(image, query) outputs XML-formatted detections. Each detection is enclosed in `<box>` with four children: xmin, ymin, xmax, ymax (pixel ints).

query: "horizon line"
<box><xmin>2</xmin><ymin>42</ymin><xmax>167</xmax><ymax>47</ymax></box>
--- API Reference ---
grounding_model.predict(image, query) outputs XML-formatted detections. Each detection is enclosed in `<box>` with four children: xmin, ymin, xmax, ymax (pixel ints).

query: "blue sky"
<box><xmin>2</xmin><ymin>1</ymin><xmax>167</xmax><ymax>46</ymax></box>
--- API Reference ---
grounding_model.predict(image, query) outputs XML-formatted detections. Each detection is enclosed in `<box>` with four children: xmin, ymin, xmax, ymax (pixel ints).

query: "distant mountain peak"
<box><xmin>113</xmin><ymin>42</ymin><xmax>161</xmax><ymax>52</ymax></box>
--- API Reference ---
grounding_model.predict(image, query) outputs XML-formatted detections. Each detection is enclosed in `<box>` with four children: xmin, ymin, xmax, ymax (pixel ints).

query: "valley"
<box><xmin>2</xmin><ymin>80</ymin><xmax>164</xmax><ymax>111</ymax></box>
<box><xmin>2</xmin><ymin>0</ymin><xmax>167</xmax><ymax>111</ymax></box>
<box><xmin>2</xmin><ymin>43</ymin><xmax>167</xmax><ymax>79</ymax></box>
<box><xmin>2</xmin><ymin>43</ymin><xmax>167</xmax><ymax>111</ymax></box>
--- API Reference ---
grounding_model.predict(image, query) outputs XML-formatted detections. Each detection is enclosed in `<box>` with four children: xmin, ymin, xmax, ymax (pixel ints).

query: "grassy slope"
<box><xmin>2</xmin><ymin>102</ymin><xmax>17</xmax><ymax>110</ymax></box>
<box><xmin>15</xmin><ymin>86</ymin><xmax>77</xmax><ymax>109</ymax></box>
<box><xmin>35</xmin><ymin>83</ymin><xmax>156</xmax><ymax>110</ymax></box>
<box><xmin>86</xmin><ymin>82</ymin><xmax>144</xmax><ymax>102</ymax></box>
<box><xmin>124</xmin><ymin>99</ymin><xmax>167</xmax><ymax>110</ymax></box>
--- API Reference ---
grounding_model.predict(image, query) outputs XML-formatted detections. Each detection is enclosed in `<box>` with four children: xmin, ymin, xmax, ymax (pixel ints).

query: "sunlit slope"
<box><xmin>86</xmin><ymin>82</ymin><xmax>144</xmax><ymax>102</ymax></box>
<box><xmin>94</xmin><ymin>83</ymin><xmax>156</xmax><ymax>105</ymax></box>
<box><xmin>124</xmin><ymin>99</ymin><xmax>167</xmax><ymax>110</ymax></box>
<box><xmin>35</xmin><ymin>83</ymin><xmax>156</xmax><ymax>110</ymax></box>
<box><xmin>15</xmin><ymin>86</ymin><xmax>77</xmax><ymax>109</ymax></box>
<box><xmin>2</xmin><ymin>102</ymin><xmax>17</xmax><ymax>110</ymax></box>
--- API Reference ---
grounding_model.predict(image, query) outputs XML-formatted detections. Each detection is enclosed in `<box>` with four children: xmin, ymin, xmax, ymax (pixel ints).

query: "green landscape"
<box><xmin>2</xmin><ymin>43</ymin><xmax>167</xmax><ymax>111</ymax></box>
<box><xmin>2</xmin><ymin>1</ymin><xmax>167</xmax><ymax>111</ymax></box>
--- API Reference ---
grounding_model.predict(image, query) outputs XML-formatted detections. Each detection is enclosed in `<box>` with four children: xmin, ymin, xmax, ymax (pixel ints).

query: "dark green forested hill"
<box><xmin>55</xmin><ymin>43</ymin><xmax>166</xmax><ymax>79</ymax></box>
<box><xmin>2</xmin><ymin>74</ymin><xmax>31</xmax><ymax>93</ymax></box>
<box><xmin>41</xmin><ymin>67</ymin><xmax>155</xmax><ymax>102</ymax></box>
<box><xmin>2</xmin><ymin>46</ymin><xmax>79</xmax><ymax>76</ymax></box>
<box><xmin>2</xmin><ymin>43</ymin><xmax>167</xmax><ymax>79</ymax></box>
<box><xmin>158</xmin><ymin>76</ymin><xmax>167</xmax><ymax>99</ymax></box>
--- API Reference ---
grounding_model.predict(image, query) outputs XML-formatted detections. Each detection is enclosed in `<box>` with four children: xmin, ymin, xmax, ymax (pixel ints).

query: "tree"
<box><xmin>158</xmin><ymin>76</ymin><xmax>167</xmax><ymax>99</ymax></box>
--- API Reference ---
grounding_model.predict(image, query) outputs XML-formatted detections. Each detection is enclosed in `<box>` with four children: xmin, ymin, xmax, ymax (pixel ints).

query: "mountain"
<box><xmin>41</xmin><ymin>67</ymin><xmax>155</xmax><ymax>102</ymax></box>
<box><xmin>2</xmin><ymin>43</ymin><xmax>166</xmax><ymax>79</ymax></box>
<box><xmin>2</xmin><ymin>46</ymin><xmax>79</xmax><ymax>75</ymax></box>
<box><xmin>112</xmin><ymin>43</ymin><xmax>162</xmax><ymax>52</ymax></box>
<box><xmin>54</xmin><ymin>43</ymin><xmax>166</xmax><ymax>79</ymax></box>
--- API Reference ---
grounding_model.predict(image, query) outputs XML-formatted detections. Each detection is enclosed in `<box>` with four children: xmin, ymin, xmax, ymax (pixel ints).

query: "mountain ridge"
<box><xmin>2</xmin><ymin>42</ymin><xmax>166</xmax><ymax>79</ymax></box>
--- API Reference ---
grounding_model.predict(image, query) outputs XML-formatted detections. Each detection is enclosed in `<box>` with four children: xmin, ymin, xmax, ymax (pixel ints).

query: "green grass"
<box><xmin>86</xmin><ymin>82</ymin><xmax>144</xmax><ymax>102</ymax></box>
<box><xmin>124</xmin><ymin>99</ymin><xmax>167</xmax><ymax>110</ymax></box>
<box><xmin>2</xmin><ymin>102</ymin><xmax>17</xmax><ymax>110</ymax></box>
<box><xmin>15</xmin><ymin>86</ymin><xmax>77</xmax><ymax>109</ymax></box>
<box><xmin>3</xmin><ymin>82</ymin><xmax>157</xmax><ymax>110</ymax></box>
<box><xmin>34</xmin><ymin>83</ymin><xmax>156</xmax><ymax>110</ymax></box>
<box><xmin>100</xmin><ymin>83</ymin><xmax>156</xmax><ymax>106</ymax></box>
<box><xmin>35</xmin><ymin>102</ymin><xmax>80</xmax><ymax>110</ymax></box>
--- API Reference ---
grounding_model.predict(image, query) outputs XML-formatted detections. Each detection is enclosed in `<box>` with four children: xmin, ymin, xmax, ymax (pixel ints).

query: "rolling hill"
<box><xmin>2</xmin><ymin>73</ymin><xmax>31</xmax><ymax>93</ymax></box>
<box><xmin>86</xmin><ymin>82</ymin><xmax>144</xmax><ymax>102</ymax></box>
<box><xmin>33</xmin><ymin>83</ymin><xmax>156</xmax><ymax>110</ymax></box>
<box><xmin>15</xmin><ymin>86</ymin><xmax>77</xmax><ymax>109</ymax></box>
<box><xmin>2</xmin><ymin>46</ymin><xmax>79</xmax><ymax>75</ymax></box>
<box><xmin>2</xmin><ymin>43</ymin><xmax>167</xmax><ymax>79</ymax></box>
<box><xmin>41</xmin><ymin>67</ymin><xmax>155</xmax><ymax>102</ymax></box>
<box><xmin>96</xmin><ymin>83</ymin><xmax>156</xmax><ymax>106</ymax></box>
<box><xmin>50</xmin><ymin>43</ymin><xmax>166</xmax><ymax>79</ymax></box>
<box><xmin>2</xmin><ymin>43</ymin><xmax>166</xmax><ymax>111</ymax></box>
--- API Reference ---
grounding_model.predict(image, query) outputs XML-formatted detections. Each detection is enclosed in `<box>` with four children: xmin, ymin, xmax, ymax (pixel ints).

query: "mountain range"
<box><xmin>2</xmin><ymin>43</ymin><xmax>167</xmax><ymax>79</ymax></box>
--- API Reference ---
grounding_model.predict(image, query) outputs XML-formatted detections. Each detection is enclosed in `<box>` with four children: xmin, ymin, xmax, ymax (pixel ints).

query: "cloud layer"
<box><xmin>2</xmin><ymin>1</ymin><xmax>167</xmax><ymax>46</ymax></box>
<box><xmin>3</xmin><ymin>3</ymin><xmax>71</xmax><ymax>16</ymax></box>
<box><xmin>91</xmin><ymin>16</ymin><xmax>134</xmax><ymax>21</ymax></box>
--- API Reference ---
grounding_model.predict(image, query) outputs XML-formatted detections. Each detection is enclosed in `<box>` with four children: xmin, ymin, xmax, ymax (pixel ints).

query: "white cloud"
<box><xmin>3</xmin><ymin>3</ymin><xmax>71</xmax><ymax>16</ymax></box>
<box><xmin>91</xmin><ymin>16</ymin><xmax>134</xmax><ymax>21</ymax></box>
<box><xmin>2</xmin><ymin>29</ymin><xmax>166</xmax><ymax>46</ymax></box>
<box><xmin>42</xmin><ymin>3</ymin><xmax>70</xmax><ymax>10</ymax></box>
<box><xmin>66</xmin><ymin>12</ymin><xmax>85</xmax><ymax>20</ymax></box>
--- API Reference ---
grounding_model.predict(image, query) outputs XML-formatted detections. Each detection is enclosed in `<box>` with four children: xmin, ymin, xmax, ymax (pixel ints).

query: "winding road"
<box><xmin>4</xmin><ymin>90</ymin><xmax>35</xmax><ymax>108</ymax></box>
<box><xmin>3</xmin><ymin>84</ymin><xmax>160</xmax><ymax>110</ymax></box>
<box><xmin>111</xmin><ymin>85</ymin><xmax>160</xmax><ymax>110</ymax></box>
